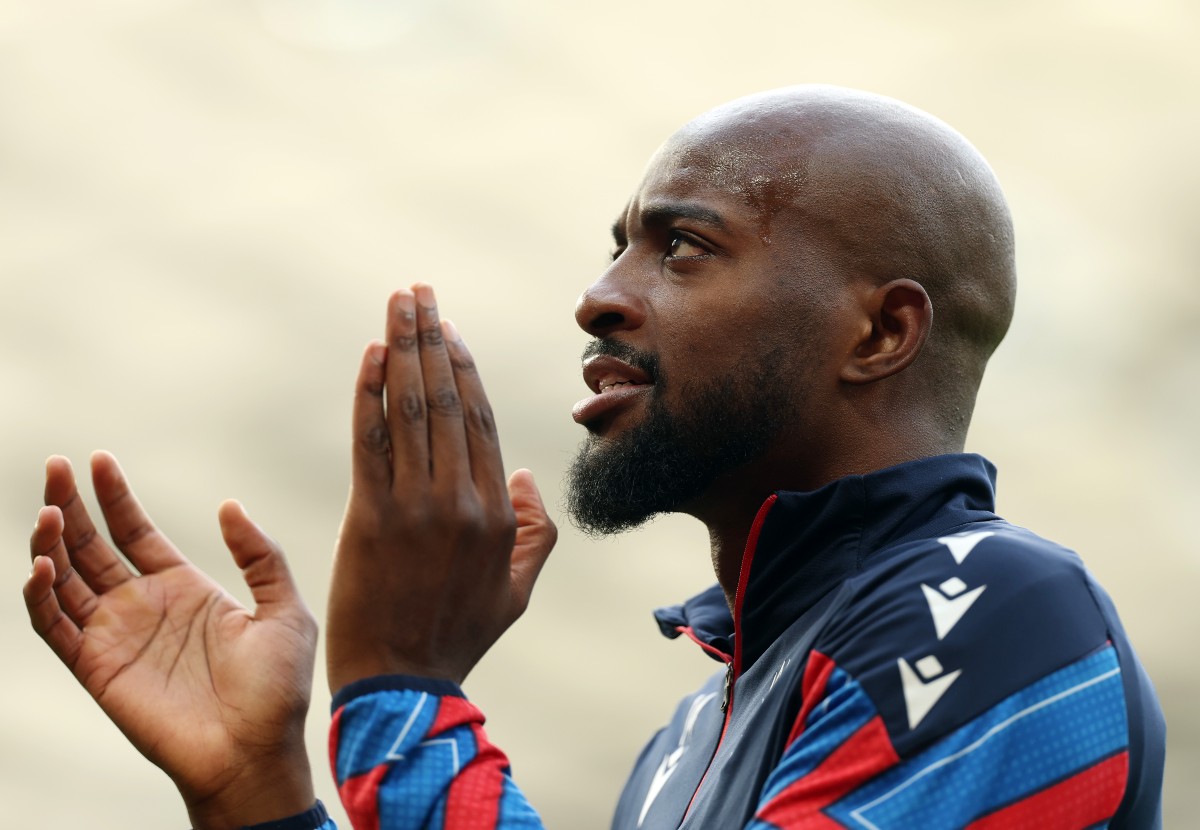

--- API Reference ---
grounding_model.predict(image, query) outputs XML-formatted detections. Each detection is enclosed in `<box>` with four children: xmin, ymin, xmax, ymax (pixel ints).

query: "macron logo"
<box><xmin>898</xmin><ymin>655</ymin><xmax>961</xmax><ymax>730</ymax></box>
<box><xmin>937</xmin><ymin>530</ymin><xmax>994</xmax><ymax>564</ymax></box>
<box><xmin>637</xmin><ymin>692</ymin><xmax>717</xmax><ymax>827</ymax></box>
<box><xmin>921</xmin><ymin>577</ymin><xmax>986</xmax><ymax>640</ymax></box>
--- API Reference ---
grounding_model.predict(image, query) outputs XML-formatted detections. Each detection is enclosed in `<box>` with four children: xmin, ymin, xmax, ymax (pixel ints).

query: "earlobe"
<box><xmin>840</xmin><ymin>279</ymin><xmax>932</xmax><ymax>384</ymax></box>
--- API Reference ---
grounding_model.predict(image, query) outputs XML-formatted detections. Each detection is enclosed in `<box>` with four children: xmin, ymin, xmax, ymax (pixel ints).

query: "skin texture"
<box><xmin>572</xmin><ymin>85</ymin><xmax>1015</xmax><ymax>602</ymax></box>
<box><xmin>23</xmin><ymin>453</ymin><xmax>317</xmax><ymax>830</ymax></box>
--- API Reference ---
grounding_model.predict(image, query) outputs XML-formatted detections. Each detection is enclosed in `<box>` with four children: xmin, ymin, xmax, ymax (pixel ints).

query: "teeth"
<box><xmin>599</xmin><ymin>380</ymin><xmax>637</xmax><ymax>393</ymax></box>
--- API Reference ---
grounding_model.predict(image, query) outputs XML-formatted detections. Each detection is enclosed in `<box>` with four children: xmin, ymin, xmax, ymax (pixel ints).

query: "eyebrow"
<box><xmin>640</xmin><ymin>202</ymin><xmax>730</xmax><ymax>232</ymax></box>
<box><xmin>611</xmin><ymin>201</ymin><xmax>731</xmax><ymax>246</ymax></box>
<box><xmin>610</xmin><ymin>218</ymin><xmax>626</xmax><ymax>247</ymax></box>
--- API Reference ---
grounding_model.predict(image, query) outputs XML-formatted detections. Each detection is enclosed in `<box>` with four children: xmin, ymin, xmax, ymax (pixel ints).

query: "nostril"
<box><xmin>589</xmin><ymin>311</ymin><xmax>625</xmax><ymax>333</ymax></box>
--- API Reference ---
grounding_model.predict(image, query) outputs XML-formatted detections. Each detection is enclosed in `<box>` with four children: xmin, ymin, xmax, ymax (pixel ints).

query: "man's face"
<box><xmin>565</xmin><ymin>133</ymin><xmax>838</xmax><ymax>534</ymax></box>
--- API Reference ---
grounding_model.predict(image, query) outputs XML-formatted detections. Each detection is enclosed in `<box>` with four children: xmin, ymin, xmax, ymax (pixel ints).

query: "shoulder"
<box><xmin>815</xmin><ymin>522</ymin><xmax>1119</xmax><ymax>752</ymax></box>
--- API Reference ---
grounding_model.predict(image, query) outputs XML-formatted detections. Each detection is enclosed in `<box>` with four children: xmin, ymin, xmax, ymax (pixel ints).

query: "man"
<box><xmin>25</xmin><ymin>86</ymin><xmax>1165</xmax><ymax>829</ymax></box>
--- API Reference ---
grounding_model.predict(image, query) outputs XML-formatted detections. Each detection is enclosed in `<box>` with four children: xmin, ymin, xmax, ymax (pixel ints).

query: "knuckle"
<box><xmin>497</xmin><ymin>507</ymin><xmax>518</xmax><ymax>536</ymax></box>
<box><xmin>397</xmin><ymin>393</ymin><xmax>426</xmax><ymax>424</ymax></box>
<box><xmin>450</xmin><ymin>351</ymin><xmax>476</xmax><ymax>372</ymax></box>
<box><xmin>418</xmin><ymin>326</ymin><xmax>444</xmax><ymax>347</ymax></box>
<box><xmin>428</xmin><ymin>387</ymin><xmax>462</xmax><ymax>415</ymax></box>
<box><xmin>113</xmin><ymin>521</ymin><xmax>152</xmax><ymax>550</ymax></box>
<box><xmin>453</xmin><ymin>493</ymin><xmax>484</xmax><ymax>524</ymax></box>
<box><xmin>363</xmin><ymin>375</ymin><xmax>385</xmax><ymax>397</ymax></box>
<box><xmin>52</xmin><ymin>565</ymin><xmax>75</xmax><ymax>589</ymax></box>
<box><xmin>94</xmin><ymin>557</ymin><xmax>126</xmax><ymax>586</ymax></box>
<box><xmin>70</xmin><ymin>526</ymin><xmax>96</xmax><ymax>552</ymax></box>
<box><xmin>386</xmin><ymin>499</ymin><xmax>421</xmax><ymax>528</ymax></box>
<box><xmin>361</xmin><ymin>424</ymin><xmax>390</xmax><ymax>455</ymax></box>
<box><xmin>467</xmin><ymin>403</ymin><xmax>496</xmax><ymax>436</ymax></box>
<box><xmin>390</xmin><ymin>333</ymin><xmax>418</xmax><ymax>352</ymax></box>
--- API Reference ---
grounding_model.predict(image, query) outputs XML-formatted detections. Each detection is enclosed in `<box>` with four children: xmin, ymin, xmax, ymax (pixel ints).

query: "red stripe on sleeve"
<box><xmin>785</xmin><ymin>652</ymin><xmax>837</xmax><ymax>748</ymax></box>
<box><xmin>329</xmin><ymin>707</ymin><xmax>343</xmax><ymax>782</ymax></box>
<box><xmin>965</xmin><ymin>751</ymin><xmax>1129</xmax><ymax>830</ymax></box>
<box><xmin>756</xmin><ymin>715</ymin><xmax>900</xmax><ymax>829</ymax></box>
<box><xmin>337</xmin><ymin>764</ymin><xmax>386</xmax><ymax>830</ymax></box>
<box><xmin>429</xmin><ymin>695</ymin><xmax>486</xmax><ymax>737</ymax></box>
<box><xmin>443</xmin><ymin>722</ymin><xmax>509</xmax><ymax>829</ymax></box>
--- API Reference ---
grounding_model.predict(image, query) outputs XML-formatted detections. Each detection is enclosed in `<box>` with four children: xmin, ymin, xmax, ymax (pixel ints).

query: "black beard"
<box><xmin>565</xmin><ymin>342</ymin><xmax>791</xmax><ymax>536</ymax></box>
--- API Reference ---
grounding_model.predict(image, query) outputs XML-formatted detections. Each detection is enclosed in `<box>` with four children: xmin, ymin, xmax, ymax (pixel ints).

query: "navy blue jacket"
<box><xmin>612</xmin><ymin>454</ymin><xmax>1165</xmax><ymax>829</ymax></box>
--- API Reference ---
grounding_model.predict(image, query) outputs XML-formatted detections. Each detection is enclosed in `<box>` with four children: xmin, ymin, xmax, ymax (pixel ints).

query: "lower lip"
<box><xmin>572</xmin><ymin>385</ymin><xmax>652</xmax><ymax>425</ymax></box>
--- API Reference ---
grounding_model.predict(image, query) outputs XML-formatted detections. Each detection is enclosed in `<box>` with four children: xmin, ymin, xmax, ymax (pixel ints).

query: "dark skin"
<box><xmin>24</xmin><ymin>85</ymin><xmax>1014</xmax><ymax>821</ymax></box>
<box><xmin>576</xmin><ymin>86</ymin><xmax>1013</xmax><ymax>603</ymax></box>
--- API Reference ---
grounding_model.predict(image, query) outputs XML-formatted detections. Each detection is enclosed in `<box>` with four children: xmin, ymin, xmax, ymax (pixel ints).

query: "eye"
<box><xmin>666</xmin><ymin>232</ymin><xmax>707</xmax><ymax>259</ymax></box>
<box><xmin>610</xmin><ymin>245</ymin><xmax>626</xmax><ymax>262</ymax></box>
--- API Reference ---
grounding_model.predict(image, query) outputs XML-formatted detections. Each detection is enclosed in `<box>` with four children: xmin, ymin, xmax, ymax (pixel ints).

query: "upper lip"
<box><xmin>582</xmin><ymin>355</ymin><xmax>653</xmax><ymax>394</ymax></box>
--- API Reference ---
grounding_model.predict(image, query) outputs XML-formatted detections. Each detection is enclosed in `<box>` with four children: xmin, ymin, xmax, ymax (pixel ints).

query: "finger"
<box><xmin>351</xmin><ymin>340</ymin><xmax>392</xmax><ymax>488</ymax></box>
<box><xmin>30</xmin><ymin>506</ymin><xmax>100</xmax><ymax>627</ymax></box>
<box><xmin>507</xmin><ymin>470</ymin><xmax>557</xmax><ymax>600</ymax></box>
<box><xmin>44</xmin><ymin>455</ymin><xmax>132</xmax><ymax>592</ymax></box>
<box><xmin>443</xmin><ymin>320</ymin><xmax>507</xmax><ymax>505</ymax></box>
<box><xmin>91</xmin><ymin>451</ymin><xmax>186</xmax><ymax>575</ymax></box>
<box><xmin>24</xmin><ymin>554</ymin><xmax>85</xmax><ymax>671</ymax></box>
<box><xmin>218</xmin><ymin>500</ymin><xmax>308</xmax><ymax>621</ymax></box>
<box><xmin>412</xmin><ymin>284</ymin><xmax>469</xmax><ymax>488</ymax></box>
<box><xmin>384</xmin><ymin>288</ymin><xmax>430</xmax><ymax>482</ymax></box>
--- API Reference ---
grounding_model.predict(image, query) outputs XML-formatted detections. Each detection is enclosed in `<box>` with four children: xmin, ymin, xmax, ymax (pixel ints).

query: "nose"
<box><xmin>574</xmin><ymin>264</ymin><xmax>647</xmax><ymax>337</ymax></box>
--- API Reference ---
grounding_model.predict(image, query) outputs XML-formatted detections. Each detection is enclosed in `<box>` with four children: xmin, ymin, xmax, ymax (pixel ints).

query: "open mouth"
<box><xmin>599</xmin><ymin>378</ymin><xmax>646</xmax><ymax>393</ymax></box>
<box><xmin>573</xmin><ymin>354</ymin><xmax>655</xmax><ymax>426</ymax></box>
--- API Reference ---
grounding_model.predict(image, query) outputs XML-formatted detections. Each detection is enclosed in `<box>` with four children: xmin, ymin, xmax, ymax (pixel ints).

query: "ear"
<box><xmin>840</xmin><ymin>278</ymin><xmax>932</xmax><ymax>384</ymax></box>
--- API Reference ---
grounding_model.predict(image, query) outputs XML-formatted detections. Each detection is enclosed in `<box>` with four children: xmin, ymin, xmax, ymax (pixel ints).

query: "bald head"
<box><xmin>660</xmin><ymin>85</ymin><xmax>1016</xmax><ymax>439</ymax></box>
<box><xmin>570</xmin><ymin>86</ymin><xmax>1018</xmax><ymax>527</ymax></box>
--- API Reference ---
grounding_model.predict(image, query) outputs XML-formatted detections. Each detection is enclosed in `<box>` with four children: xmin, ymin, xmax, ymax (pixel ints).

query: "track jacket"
<box><xmin>282</xmin><ymin>454</ymin><xmax>1165</xmax><ymax>829</ymax></box>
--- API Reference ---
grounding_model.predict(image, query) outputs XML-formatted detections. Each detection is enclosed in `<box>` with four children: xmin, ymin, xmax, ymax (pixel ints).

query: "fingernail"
<box><xmin>442</xmin><ymin>319</ymin><xmax>461</xmax><ymax>342</ymax></box>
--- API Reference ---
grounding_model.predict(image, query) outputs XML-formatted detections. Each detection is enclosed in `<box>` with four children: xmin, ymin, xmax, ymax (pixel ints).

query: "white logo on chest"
<box><xmin>637</xmin><ymin>691</ymin><xmax>718</xmax><ymax>827</ymax></box>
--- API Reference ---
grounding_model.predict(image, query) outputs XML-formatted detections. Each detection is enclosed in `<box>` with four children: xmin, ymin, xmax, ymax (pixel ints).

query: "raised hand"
<box><xmin>326</xmin><ymin>284</ymin><xmax>557</xmax><ymax>691</ymax></box>
<box><xmin>24</xmin><ymin>452</ymin><xmax>319</xmax><ymax>830</ymax></box>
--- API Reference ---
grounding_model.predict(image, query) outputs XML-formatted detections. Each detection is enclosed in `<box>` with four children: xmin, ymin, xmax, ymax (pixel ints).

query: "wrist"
<box><xmin>326</xmin><ymin>651</ymin><xmax>463</xmax><ymax>694</ymax></box>
<box><xmin>183</xmin><ymin>743</ymin><xmax>315</xmax><ymax>830</ymax></box>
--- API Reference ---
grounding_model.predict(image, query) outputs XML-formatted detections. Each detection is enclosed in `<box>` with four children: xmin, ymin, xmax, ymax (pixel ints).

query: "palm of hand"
<box><xmin>25</xmin><ymin>453</ymin><xmax>318</xmax><ymax>826</ymax></box>
<box><xmin>76</xmin><ymin>565</ymin><xmax>311</xmax><ymax>799</ymax></box>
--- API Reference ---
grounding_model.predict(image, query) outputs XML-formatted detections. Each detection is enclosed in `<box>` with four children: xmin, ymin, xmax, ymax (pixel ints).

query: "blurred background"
<box><xmin>2</xmin><ymin>1</ymin><xmax>1196</xmax><ymax>826</ymax></box>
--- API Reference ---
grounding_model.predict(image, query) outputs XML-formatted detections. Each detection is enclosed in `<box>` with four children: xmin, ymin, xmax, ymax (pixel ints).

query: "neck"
<box><xmin>707</xmin><ymin>520</ymin><xmax>752</xmax><ymax>611</ymax></box>
<box><xmin>690</xmin><ymin>470</ymin><xmax>786</xmax><ymax>611</ymax></box>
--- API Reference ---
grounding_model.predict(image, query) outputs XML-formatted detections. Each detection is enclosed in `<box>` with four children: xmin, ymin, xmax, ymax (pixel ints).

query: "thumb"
<box><xmin>218</xmin><ymin>499</ymin><xmax>304</xmax><ymax>619</ymax></box>
<box><xmin>507</xmin><ymin>469</ymin><xmax>556</xmax><ymax>597</ymax></box>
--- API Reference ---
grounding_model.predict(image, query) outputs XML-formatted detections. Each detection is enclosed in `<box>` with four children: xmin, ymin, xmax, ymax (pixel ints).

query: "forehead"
<box><xmin>615</xmin><ymin>130</ymin><xmax>805</xmax><ymax>238</ymax></box>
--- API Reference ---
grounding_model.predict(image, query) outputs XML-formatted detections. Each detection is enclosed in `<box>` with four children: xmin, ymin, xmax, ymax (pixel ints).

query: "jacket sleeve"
<box><xmin>744</xmin><ymin>645</ymin><xmax>1135</xmax><ymax>829</ymax></box>
<box><xmin>328</xmin><ymin>676</ymin><xmax>544</xmax><ymax>830</ymax></box>
<box><xmin>241</xmin><ymin>800</ymin><xmax>338</xmax><ymax>830</ymax></box>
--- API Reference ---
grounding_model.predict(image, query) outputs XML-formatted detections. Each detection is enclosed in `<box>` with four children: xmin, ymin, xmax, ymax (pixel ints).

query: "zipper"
<box><xmin>681</xmin><ymin>494</ymin><xmax>779</xmax><ymax>823</ymax></box>
<box><xmin>719</xmin><ymin>661</ymin><xmax>734</xmax><ymax>712</ymax></box>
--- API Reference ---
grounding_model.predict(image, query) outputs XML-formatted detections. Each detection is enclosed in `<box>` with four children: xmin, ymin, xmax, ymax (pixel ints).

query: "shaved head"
<box><xmin>659</xmin><ymin>85</ymin><xmax>1016</xmax><ymax>437</ymax></box>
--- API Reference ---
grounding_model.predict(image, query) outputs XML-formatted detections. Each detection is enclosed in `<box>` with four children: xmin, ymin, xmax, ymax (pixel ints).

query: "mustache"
<box><xmin>581</xmin><ymin>338</ymin><xmax>661</xmax><ymax>382</ymax></box>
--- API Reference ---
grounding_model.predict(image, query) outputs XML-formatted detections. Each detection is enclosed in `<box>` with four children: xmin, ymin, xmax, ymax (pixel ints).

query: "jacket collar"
<box><xmin>654</xmin><ymin>453</ymin><xmax>1000</xmax><ymax>673</ymax></box>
